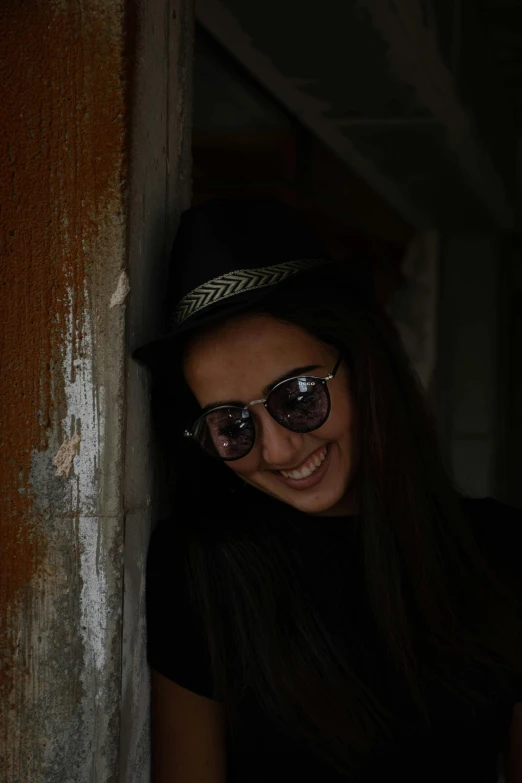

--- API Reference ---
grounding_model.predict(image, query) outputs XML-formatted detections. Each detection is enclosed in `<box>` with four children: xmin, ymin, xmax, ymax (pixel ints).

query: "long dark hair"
<box><xmin>151</xmin><ymin>279</ymin><xmax>522</xmax><ymax>775</ymax></box>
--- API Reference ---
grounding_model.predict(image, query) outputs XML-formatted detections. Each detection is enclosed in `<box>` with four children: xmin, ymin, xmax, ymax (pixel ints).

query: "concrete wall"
<box><xmin>0</xmin><ymin>1</ymin><xmax>193</xmax><ymax>780</ymax></box>
<box><xmin>121</xmin><ymin>1</ymin><xmax>193</xmax><ymax>781</ymax></box>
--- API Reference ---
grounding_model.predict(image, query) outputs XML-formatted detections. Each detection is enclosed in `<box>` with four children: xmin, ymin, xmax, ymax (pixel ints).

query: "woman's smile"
<box><xmin>271</xmin><ymin>442</ymin><xmax>331</xmax><ymax>490</ymax></box>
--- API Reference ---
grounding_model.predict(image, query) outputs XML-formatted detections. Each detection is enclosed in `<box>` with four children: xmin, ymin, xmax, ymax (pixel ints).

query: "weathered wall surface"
<box><xmin>0</xmin><ymin>0</ymin><xmax>192</xmax><ymax>780</ymax></box>
<box><xmin>120</xmin><ymin>1</ymin><xmax>194</xmax><ymax>781</ymax></box>
<box><xmin>0</xmin><ymin>2</ymin><xmax>126</xmax><ymax>779</ymax></box>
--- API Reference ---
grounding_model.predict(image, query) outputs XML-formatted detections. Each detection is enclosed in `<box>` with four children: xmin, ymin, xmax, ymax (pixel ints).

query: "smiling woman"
<box><xmin>133</xmin><ymin>197</ymin><xmax>522</xmax><ymax>783</ymax></box>
<box><xmin>182</xmin><ymin>317</ymin><xmax>356</xmax><ymax>516</ymax></box>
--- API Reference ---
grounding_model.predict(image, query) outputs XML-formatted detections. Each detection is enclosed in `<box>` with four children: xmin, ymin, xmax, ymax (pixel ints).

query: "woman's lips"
<box><xmin>272</xmin><ymin>443</ymin><xmax>332</xmax><ymax>491</ymax></box>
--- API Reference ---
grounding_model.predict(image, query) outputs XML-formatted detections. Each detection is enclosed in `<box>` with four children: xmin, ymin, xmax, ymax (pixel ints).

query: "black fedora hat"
<box><xmin>132</xmin><ymin>196</ymin><xmax>375</xmax><ymax>367</ymax></box>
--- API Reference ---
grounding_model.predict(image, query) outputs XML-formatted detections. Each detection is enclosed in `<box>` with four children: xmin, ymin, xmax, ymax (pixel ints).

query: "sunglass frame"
<box><xmin>183</xmin><ymin>353</ymin><xmax>343</xmax><ymax>461</ymax></box>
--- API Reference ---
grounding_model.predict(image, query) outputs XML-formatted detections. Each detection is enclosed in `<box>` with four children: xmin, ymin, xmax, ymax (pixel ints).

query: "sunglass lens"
<box><xmin>267</xmin><ymin>378</ymin><xmax>329</xmax><ymax>432</ymax></box>
<box><xmin>197</xmin><ymin>407</ymin><xmax>254</xmax><ymax>459</ymax></box>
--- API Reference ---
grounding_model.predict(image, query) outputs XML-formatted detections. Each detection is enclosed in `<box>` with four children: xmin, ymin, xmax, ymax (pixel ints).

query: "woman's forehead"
<box><xmin>186</xmin><ymin>313</ymin><xmax>300</xmax><ymax>354</ymax></box>
<box><xmin>182</xmin><ymin>314</ymin><xmax>331</xmax><ymax>392</ymax></box>
<box><xmin>185</xmin><ymin>313</ymin><xmax>320</xmax><ymax>363</ymax></box>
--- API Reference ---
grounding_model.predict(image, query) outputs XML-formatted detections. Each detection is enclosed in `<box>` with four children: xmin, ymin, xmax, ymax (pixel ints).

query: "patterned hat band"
<box><xmin>171</xmin><ymin>257</ymin><xmax>335</xmax><ymax>328</ymax></box>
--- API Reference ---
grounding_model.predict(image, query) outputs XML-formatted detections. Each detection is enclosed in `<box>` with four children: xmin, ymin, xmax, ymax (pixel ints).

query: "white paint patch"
<box><xmin>59</xmin><ymin>281</ymin><xmax>107</xmax><ymax>672</ymax></box>
<box><xmin>60</xmin><ymin>283</ymin><xmax>105</xmax><ymax>511</ymax></box>
<box><xmin>110</xmin><ymin>270</ymin><xmax>130</xmax><ymax>308</ymax></box>
<box><xmin>52</xmin><ymin>432</ymin><xmax>81</xmax><ymax>477</ymax></box>
<box><xmin>78</xmin><ymin>514</ymin><xmax>108</xmax><ymax>674</ymax></box>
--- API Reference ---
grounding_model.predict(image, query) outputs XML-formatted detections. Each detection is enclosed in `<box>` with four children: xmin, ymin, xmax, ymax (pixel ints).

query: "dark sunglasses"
<box><xmin>183</xmin><ymin>354</ymin><xmax>343</xmax><ymax>461</ymax></box>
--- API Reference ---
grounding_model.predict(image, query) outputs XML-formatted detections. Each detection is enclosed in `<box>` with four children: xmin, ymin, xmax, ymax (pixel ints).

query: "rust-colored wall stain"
<box><xmin>0</xmin><ymin>0</ymin><xmax>125</xmax><ymax>700</ymax></box>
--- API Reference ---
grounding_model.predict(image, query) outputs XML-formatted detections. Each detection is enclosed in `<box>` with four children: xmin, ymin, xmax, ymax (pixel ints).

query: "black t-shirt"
<box><xmin>146</xmin><ymin>495</ymin><xmax>522</xmax><ymax>782</ymax></box>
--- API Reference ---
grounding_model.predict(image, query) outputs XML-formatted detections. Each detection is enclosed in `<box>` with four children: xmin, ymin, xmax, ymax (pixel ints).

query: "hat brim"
<box><xmin>131</xmin><ymin>258</ymin><xmax>374</xmax><ymax>368</ymax></box>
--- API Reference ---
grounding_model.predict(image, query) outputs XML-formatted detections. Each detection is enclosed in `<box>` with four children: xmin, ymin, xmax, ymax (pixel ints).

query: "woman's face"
<box><xmin>182</xmin><ymin>313</ymin><xmax>359</xmax><ymax>516</ymax></box>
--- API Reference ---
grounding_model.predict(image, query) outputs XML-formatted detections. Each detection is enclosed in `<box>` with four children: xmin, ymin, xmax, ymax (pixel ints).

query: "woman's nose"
<box><xmin>255</xmin><ymin>407</ymin><xmax>302</xmax><ymax>467</ymax></box>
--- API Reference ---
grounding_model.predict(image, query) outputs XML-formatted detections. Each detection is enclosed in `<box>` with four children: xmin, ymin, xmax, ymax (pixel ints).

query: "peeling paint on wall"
<box><xmin>0</xmin><ymin>0</ymin><xmax>194</xmax><ymax>778</ymax></box>
<box><xmin>59</xmin><ymin>280</ymin><xmax>109</xmax><ymax>676</ymax></box>
<box><xmin>59</xmin><ymin>282</ymin><xmax>106</xmax><ymax>511</ymax></box>
<box><xmin>78</xmin><ymin>516</ymin><xmax>109</xmax><ymax>674</ymax></box>
<box><xmin>110</xmin><ymin>270</ymin><xmax>131</xmax><ymax>308</ymax></box>
<box><xmin>53</xmin><ymin>434</ymin><xmax>82</xmax><ymax>477</ymax></box>
<box><xmin>0</xmin><ymin>0</ymin><xmax>126</xmax><ymax>779</ymax></box>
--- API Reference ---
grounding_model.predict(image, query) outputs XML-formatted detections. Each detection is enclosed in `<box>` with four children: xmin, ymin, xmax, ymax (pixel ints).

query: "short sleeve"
<box><xmin>146</xmin><ymin>517</ymin><xmax>215</xmax><ymax>698</ymax></box>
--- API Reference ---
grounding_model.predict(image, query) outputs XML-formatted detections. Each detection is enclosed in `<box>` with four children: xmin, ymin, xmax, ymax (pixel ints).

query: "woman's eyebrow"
<box><xmin>200</xmin><ymin>364</ymin><xmax>323</xmax><ymax>413</ymax></box>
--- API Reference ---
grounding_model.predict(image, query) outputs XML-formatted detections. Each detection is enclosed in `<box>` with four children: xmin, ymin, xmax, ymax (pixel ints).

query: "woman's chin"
<box><xmin>263</xmin><ymin>479</ymin><xmax>349</xmax><ymax>516</ymax></box>
<box><xmin>286</xmin><ymin>491</ymin><xmax>347</xmax><ymax>516</ymax></box>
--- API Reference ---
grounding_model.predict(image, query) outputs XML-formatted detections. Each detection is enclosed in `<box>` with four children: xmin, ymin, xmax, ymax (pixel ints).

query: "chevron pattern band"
<box><xmin>172</xmin><ymin>258</ymin><xmax>333</xmax><ymax>328</ymax></box>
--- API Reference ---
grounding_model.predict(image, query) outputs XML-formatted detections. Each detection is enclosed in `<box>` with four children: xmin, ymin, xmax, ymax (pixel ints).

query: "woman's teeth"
<box><xmin>279</xmin><ymin>446</ymin><xmax>328</xmax><ymax>480</ymax></box>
